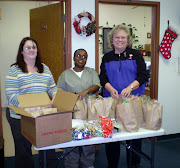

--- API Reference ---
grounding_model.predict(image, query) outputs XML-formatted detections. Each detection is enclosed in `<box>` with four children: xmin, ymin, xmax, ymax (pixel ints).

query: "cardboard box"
<box><xmin>7</xmin><ymin>89</ymin><xmax>78</xmax><ymax>148</ymax></box>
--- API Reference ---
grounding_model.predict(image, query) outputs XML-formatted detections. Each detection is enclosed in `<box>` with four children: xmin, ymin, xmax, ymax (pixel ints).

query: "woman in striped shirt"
<box><xmin>5</xmin><ymin>37</ymin><xmax>57</xmax><ymax>168</ymax></box>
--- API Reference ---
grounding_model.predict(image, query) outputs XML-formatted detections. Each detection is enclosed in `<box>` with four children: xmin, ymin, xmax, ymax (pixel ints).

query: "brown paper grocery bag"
<box><xmin>73</xmin><ymin>98</ymin><xmax>87</xmax><ymax>120</ymax></box>
<box><xmin>115</xmin><ymin>96</ymin><xmax>121</xmax><ymax>123</ymax></box>
<box><xmin>87</xmin><ymin>95</ymin><xmax>99</xmax><ymax>120</ymax></box>
<box><xmin>141</xmin><ymin>95</ymin><xmax>151</xmax><ymax>122</ymax></box>
<box><xmin>131</xmin><ymin>96</ymin><xmax>144</xmax><ymax>127</ymax></box>
<box><xmin>106</xmin><ymin>97</ymin><xmax>116</xmax><ymax>119</ymax></box>
<box><xmin>145</xmin><ymin>100</ymin><xmax>163</xmax><ymax>130</ymax></box>
<box><xmin>94</xmin><ymin>97</ymin><xmax>115</xmax><ymax>119</ymax></box>
<box><xmin>116</xmin><ymin>97</ymin><xmax>139</xmax><ymax>132</ymax></box>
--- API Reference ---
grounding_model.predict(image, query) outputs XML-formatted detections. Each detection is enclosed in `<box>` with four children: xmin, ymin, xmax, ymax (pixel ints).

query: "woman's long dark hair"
<box><xmin>12</xmin><ymin>37</ymin><xmax>44</xmax><ymax>73</ymax></box>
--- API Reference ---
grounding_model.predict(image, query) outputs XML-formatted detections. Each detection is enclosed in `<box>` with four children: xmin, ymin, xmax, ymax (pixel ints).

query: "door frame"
<box><xmin>95</xmin><ymin>0</ymin><xmax>160</xmax><ymax>99</ymax></box>
<box><xmin>57</xmin><ymin>0</ymin><xmax>72</xmax><ymax>69</ymax></box>
<box><xmin>64</xmin><ymin>0</ymin><xmax>72</xmax><ymax>69</ymax></box>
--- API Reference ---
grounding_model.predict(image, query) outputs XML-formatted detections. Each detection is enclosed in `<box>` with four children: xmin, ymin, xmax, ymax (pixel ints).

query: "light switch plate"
<box><xmin>178</xmin><ymin>57</ymin><xmax>180</xmax><ymax>74</ymax></box>
<box><xmin>0</xmin><ymin>8</ymin><xmax>1</xmax><ymax>20</ymax></box>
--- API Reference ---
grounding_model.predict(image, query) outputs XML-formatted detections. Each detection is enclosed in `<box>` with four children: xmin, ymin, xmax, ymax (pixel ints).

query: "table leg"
<box><xmin>43</xmin><ymin>150</ymin><xmax>47</xmax><ymax>168</ymax></box>
<box><xmin>55</xmin><ymin>146</ymin><xmax>77</xmax><ymax>167</ymax></box>
<box><xmin>122</xmin><ymin>142</ymin><xmax>132</xmax><ymax>168</ymax></box>
<box><xmin>122</xmin><ymin>137</ymin><xmax>156</xmax><ymax>168</ymax></box>
<box><xmin>151</xmin><ymin>137</ymin><xmax>155</xmax><ymax>168</ymax></box>
<box><xmin>42</xmin><ymin>147</ymin><xmax>77</xmax><ymax>168</ymax></box>
<box><xmin>129</xmin><ymin>140</ymin><xmax>132</xmax><ymax>168</ymax></box>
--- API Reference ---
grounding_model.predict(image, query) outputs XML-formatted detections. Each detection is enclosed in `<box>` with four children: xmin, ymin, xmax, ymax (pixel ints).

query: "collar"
<box><xmin>113</xmin><ymin>47</ymin><xmax>134</xmax><ymax>59</ymax></box>
<box><xmin>113</xmin><ymin>47</ymin><xmax>128</xmax><ymax>57</ymax></box>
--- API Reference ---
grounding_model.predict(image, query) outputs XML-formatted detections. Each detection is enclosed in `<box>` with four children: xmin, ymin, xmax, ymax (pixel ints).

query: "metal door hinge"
<box><xmin>62</xmin><ymin>14</ymin><xmax>65</xmax><ymax>23</ymax></box>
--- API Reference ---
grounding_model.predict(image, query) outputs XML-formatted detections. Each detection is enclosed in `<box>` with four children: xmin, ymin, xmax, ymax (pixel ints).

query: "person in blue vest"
<box><xmin>99</xmin><ymin>24</ymin><xmax>149</xmax><ymax>168</ymax></box>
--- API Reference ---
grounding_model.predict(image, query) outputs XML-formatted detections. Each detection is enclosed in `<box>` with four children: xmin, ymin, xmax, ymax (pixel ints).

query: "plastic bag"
<box><xmin>99</xmin><ymin>116</ymin><xmax>113</xmax><ymax>138</ymax></box>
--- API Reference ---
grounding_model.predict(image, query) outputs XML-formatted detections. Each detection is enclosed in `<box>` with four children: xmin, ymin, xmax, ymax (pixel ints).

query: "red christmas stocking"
<box><xmin>159</xmin><ymin>28</ymin><xmax>178</xmax><ymax>59</ymax></box>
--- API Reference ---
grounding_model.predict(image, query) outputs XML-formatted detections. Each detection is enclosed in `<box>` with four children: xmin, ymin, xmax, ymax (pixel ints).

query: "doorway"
<box><xmin>95</xmin><ymin>0</ymin><xmax>160</xmax><ymax>99</ymax></box>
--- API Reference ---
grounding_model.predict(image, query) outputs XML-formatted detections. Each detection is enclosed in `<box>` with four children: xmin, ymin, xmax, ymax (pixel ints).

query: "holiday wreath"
<box><xmin>73</xmin><ymin>12</ymin><xmax>96</xmax><ymax>37</ymax></box>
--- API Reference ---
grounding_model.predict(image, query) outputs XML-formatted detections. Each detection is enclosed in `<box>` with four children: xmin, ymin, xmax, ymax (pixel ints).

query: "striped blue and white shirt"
<box><xmin>5</xmin><ymin>63</ymin><xmax>57</xmax><ymax>119</ymax></box>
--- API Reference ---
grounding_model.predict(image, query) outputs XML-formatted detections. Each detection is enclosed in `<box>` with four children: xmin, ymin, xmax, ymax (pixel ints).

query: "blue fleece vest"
<box><xmin>103</xmin><ymin>59</ymin><xmax>145</xmax><ymax>97</ymax></box>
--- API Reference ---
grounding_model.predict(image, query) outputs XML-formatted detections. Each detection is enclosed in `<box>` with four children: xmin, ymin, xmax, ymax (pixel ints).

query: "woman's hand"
<box><xmin>121</xmin><ymin>81</ymin><xmax>140</xmax><ymax>97</ymax></box>
<box><xmin>110</xmin><ymin>88</ymin><xmax>119</xmax><ymax>99</ymax></box>
<box><xmin>121</xmin><ymin>86</ymin><xmax>132</xmax><ymax>97</ymax></box>
<box><xmin>105</xmin><ymin>83</ymin><xmax>119</xmax><ymax>99</ymax></box>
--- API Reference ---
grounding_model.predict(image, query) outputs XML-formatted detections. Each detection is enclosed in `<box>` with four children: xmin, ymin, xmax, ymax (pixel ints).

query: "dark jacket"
<box><xmin>99</xmin><ymin>47</ymin><xmax>149</xmax><ymax>97</ymax></box>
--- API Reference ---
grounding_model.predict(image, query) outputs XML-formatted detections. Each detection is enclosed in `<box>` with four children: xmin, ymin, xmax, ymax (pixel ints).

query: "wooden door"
<box><xmin>30</xmin><ymin>2</ymin><xmax>64</xmax><ymax>83</ymax></box>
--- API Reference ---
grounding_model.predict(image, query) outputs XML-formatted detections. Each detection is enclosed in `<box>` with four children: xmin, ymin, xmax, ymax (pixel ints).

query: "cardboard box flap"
<box><xmin>53</xmin><ymin>89</ymin><xmax>78</xmax><ymax>112</ymax></box>
<box><xmin>6</xmin><ymin>105</ymin><xmax>34</xmax><ymax>118</ymax></box>
<box><xmin>17</xmin><ymin>92</ymin><xmax>51</xmax><ymax>107</ymax></box>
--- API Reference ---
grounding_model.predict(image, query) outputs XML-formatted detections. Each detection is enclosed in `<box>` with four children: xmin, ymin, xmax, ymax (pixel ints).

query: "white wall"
<box><xmin>1</xmin><ymin>0</ymin><xmax>180</xmax><ymax>135</ymax></box>
<box><xmin>71</xmin><ymin>0</ymin><xmax>95</xmax><ymax>68</ymax></box>
<box><xmin>157</xmin><ymin>0</ymin><xmax>180</xmax><ymax>134</ymax></box>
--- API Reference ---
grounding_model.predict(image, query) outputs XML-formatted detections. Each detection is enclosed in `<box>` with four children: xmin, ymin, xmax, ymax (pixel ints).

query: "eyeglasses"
<box><xmin>114</xmin><ymin>36</ymin><xmax>127</xmax><ymax>40</ymax></box>
<box><xmin>75</xmin><ymin>54</ymin><xmax>87</xmax><ymax>59</ymax></box>
<box><xmin>25</xmin><ymin>46</ymin><xmax>37</xmax><ymax>50</ymax></box>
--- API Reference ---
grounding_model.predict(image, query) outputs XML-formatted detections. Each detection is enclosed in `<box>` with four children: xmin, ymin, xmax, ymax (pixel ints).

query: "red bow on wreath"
<box><xmin>73</xmin><ymin>20</ymin><xmax>81</xmax><ymax>34</ymax></box>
